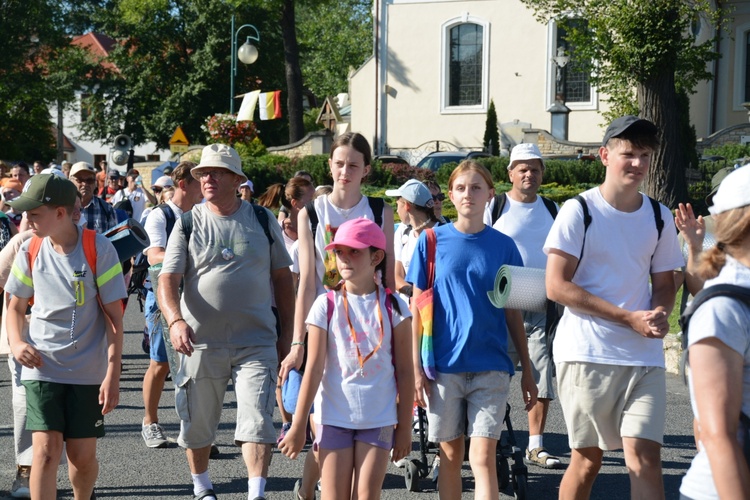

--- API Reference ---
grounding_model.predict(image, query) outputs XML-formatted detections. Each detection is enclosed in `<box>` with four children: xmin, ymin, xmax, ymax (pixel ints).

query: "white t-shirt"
<box><xmin>680</xmin><ymin>256</ymin><xmax>750</xmax><ymax>499</ymax></box>
<box><xmin>543</xmin><ymin>187</ymin><xmax>684</xmax><ymax>367</ymax></box>
<box><xmin>112</xmin><ymin>186</ymin><xmax>148</xmax><ymax>222</ymax></box>
<box><xmin>306</xmin><ymin>286</ymin><xmax>410</xmax><ymax>429</ymax></box>
<box><xmin>492</xmin><ymin>196</ymin><xmax>556</xmax><ymax>270</ymax></box>
<box><xmin>394</xmin><ymin>223</ymin><xmax>410</xmax><ymax>264</ymax></box>
<box><xmin>311</xmin><ymin>195</ymin><xmax>380</xmax><ymax>292</ymax></box>
<box><xmin>142</xmin><ymin>201</ymin><xmax>183</xmax><ymax>290</ymax></box>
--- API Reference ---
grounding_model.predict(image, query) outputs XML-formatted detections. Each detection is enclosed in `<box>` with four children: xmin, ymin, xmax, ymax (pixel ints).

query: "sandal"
<box><xmin>524</xmin><ymin>447</ymin><xmax>562</xmax><ymax>469</ymax></box>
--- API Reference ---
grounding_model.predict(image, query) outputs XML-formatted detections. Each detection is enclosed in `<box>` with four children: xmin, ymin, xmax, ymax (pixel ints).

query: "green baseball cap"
<box><xmin>7</xmin><ymin>174</ymin><xmax>77</xmax><ymax>212</ymax></box>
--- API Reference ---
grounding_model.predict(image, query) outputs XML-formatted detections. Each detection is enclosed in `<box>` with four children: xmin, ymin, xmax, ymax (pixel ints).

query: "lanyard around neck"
<box><xmin>341</xmin><ymin>284</ymin><xmax>384</xmax><ymax>377</ymax></box>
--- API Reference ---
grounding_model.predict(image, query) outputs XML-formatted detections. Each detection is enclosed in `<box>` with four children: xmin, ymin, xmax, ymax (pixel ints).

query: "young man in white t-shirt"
<box><xmin>111</xmin><ymin>169</ymin><xmax>157</xmax><ymax>222</ymax></box>
<box><xmin>492</xmin><ymin>143</ymin><xmax>562</xmax><ymax>470</ymax></box>
<box><xmin>544</xmin><ymin>116</ymin><xmax>684</xmax><ymax>499</ymax></box>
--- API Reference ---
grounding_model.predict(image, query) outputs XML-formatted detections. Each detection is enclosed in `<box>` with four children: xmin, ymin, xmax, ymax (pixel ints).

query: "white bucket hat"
<box><xmin>192</xmin><ymin>144</ymin><xmax>246</xmax><ymax>181</ymax></box>
<box><xmin>508</xmin><ymin>143</ymin><xmax>545</xmax><ymax>170</ymax></box>
<box><xmin>152</xmin><ymin>175</ymin><xmax>174</xmax><ymax>188</ymax></box>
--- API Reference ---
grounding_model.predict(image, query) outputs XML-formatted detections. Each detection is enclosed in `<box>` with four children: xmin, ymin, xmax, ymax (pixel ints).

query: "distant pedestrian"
<box><xmin>70</xmin><ymin>162</ymin><xmax>118</xmax><ymax>234</ymax></box>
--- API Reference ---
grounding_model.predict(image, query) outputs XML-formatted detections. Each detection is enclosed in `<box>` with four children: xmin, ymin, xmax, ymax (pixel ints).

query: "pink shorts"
<box><xmin>314</xmin><ymin>424</ymin><xmax>394</xmax><ymax>451</ymax></box>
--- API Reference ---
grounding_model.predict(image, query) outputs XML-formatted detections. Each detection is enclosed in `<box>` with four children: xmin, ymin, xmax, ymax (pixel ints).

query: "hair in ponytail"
<box><xmin>697</xmin><ymin>205</ymin><xmax>750</xmax><ymax>280</ymax></box>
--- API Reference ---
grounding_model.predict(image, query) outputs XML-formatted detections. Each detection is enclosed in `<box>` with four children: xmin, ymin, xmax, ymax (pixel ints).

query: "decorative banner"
<box><xmin>259</xmin><ymin>90</ymin><xmax>282</xmax><ymax>120</ymax></box>
<box><xmin>236</xmin><ymin>90</ymin><xmax>260</xmax><ymax>122</ymax></box>
<box><xmin>487</xmin><ymin>265</ymin><xmax>547</xmax><ymax>312</ymax></box>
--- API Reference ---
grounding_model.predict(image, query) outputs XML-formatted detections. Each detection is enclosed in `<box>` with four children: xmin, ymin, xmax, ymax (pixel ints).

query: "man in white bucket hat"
<box><xmin>158</xmin><ymin>144</ymin><xmax>295</xmax><ymax>500</ymax></box>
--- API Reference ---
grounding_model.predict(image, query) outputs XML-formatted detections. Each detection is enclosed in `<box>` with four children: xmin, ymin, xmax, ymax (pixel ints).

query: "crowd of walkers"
<box><xmin>0</xmin><ymin>115</ymin><xmax>749</xmax><ymax>500</ymax></box>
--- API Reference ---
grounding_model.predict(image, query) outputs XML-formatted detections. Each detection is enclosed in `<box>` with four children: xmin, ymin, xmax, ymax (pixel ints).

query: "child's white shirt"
<box><xmin>306</xmin><ymin>285</ymin><xmax>411</xmax><ymax>429</ymax></box>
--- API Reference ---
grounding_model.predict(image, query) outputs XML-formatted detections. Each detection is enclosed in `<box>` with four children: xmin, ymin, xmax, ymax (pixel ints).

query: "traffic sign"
<box><xmin>169</xmin><ymin>126</ymin><xmax>189</xmax><ymax>146</ymax></box>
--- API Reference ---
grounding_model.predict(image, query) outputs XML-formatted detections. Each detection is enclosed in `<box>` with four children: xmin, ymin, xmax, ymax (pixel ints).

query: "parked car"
<box><xmin>373</xmin><ymin>154</ymin><xmax>410</xmax><ymax>166</ymax></box>
<box><xmin>416</xmin><ymin>151</ymin><xmax>491</xmax><ymax>171</ymax></box>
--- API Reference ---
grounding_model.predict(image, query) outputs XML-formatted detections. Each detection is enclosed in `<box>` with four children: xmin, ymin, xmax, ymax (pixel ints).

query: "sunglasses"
<box><xmin>153</xmin><ymin>187</ymin><xmax>163</xmax><ymax>194</ymax></box>
<box><xmin>432</xmin><ymin>193</ymin><xmax>445</xmax><ymax>201</ymax></box>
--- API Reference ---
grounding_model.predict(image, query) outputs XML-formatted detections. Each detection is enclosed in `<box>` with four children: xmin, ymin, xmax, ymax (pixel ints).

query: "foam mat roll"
<box><xmin>487</xmin><ymin>265</ymin><xmax>547</xmax><ymax>312</ymax></box>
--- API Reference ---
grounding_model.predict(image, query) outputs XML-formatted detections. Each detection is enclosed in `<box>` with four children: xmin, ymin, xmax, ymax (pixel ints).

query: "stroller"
<box><xmin>402</xmin><ymin>404</ymin><xmax>528</xmax><ymax>499</ymax></box>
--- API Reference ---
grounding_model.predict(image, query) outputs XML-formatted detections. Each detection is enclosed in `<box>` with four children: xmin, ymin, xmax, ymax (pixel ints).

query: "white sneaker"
<box><xmin>142</xmin><ymin>422</ymin><xmax>169</xmax><ymax>448</ymax></box>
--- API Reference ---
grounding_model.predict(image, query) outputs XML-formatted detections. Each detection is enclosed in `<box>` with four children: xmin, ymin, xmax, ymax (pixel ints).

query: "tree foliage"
<box><xmin>520</xmin><ymin>0</ymin><xmax>726</xmax><ymax>207</ymax></box>
<box><xmin>483</xmin><ymin>99</ymin><xmax>500</xmax><ymax>156</ymax></box>
<box><xmin>296</xmin><ymin>0</ymin><xmax>373</xmax><ymax>101</ymax></box>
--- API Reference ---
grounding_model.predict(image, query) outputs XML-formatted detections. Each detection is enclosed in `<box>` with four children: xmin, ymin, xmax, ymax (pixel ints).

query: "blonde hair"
<box><xmin>448</xmin><ymin>160</ymin><xmax>494</xmax><ymax>191</ymax></box>
<box><xmin>697</xmin><ymin>205</ymin><xmax>750</xmax><ymax>279</ymax></box>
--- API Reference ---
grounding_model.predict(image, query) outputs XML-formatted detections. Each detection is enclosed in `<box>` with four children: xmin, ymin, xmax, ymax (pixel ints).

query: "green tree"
<box><xmin>296</xmin><ymin>0</ymin><xmax>373</xmax><ymax>101</ymax></box>
<box><xmin>483</xmin><ymin>99</ymin><xmax>500</xmax><ymax>156</ymax></box>
<box><xmin>80</xmin><ymin>0</ymin><xmax>288</xmax><ymax>148</ymax></box>
<box><xmin>520</xmin><ymin>0</ymin><xmax>724</xmax><ymax>207</ymax></box>
<box><xmin>0</xmin><ymin>0</ymin><xmax>69</xmax><ymax>161</ymax></box>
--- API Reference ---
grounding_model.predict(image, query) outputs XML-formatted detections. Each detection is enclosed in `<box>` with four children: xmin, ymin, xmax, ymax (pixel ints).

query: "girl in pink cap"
<box><xmin>279</xmin><ymin>217</ymin><xmax>414</xmax><ymax>499</ymax></box>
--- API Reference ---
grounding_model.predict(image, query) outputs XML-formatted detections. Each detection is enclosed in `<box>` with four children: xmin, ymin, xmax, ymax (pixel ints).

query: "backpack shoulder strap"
<box><xmin>647</xmin><ymin>196</ymin><xmax>664</xmax><ymax>240</ymax></box>
<box><xmin>82</xmin><ymin>229</ymin><xmax>98</xmax><ymax>277</ymax></box>
<box><xmin>305</xmin><ymin>200</ymin><xmax>319</xmax><ymax>242</ymax></box>
<box><xmin>158</xmin><ymin>204</ymin><xmax>177</xmax><ymax>237</ymax></box>
<box><xmin>572</xmin><ymin>195</ymin><xmax>592</xmax><ymax>276</ymax></box>
<box><xmin>251</xmin><ymin>203</ymin><xmax>274</xmax><ymax>245</ymax></box>
<box><xmin>679</xmin><ymin>284</ymin><xmax>750</xmax><ymax>349</ymax></box>
<box><xmin>27</xmin><ymin>236</ymin><xmax>44</xmax><ymax>275</ymax></box>
<box><xmin>491</xmin><ymin>193</ymin><xmax>507</xmax><ymax>224</ymax></box>
<box><xmin>326</xmin><ymin>290</ymin><xmax>335</xmax><ymax>326</ymax></box>
<box><xmin>367</xmin><ymin>197</ymin><xmax>385</xmax><ymax>228</ymax></box>
<box><xmin>424</xmin><ymin>228</ymin><xmax>437</xmax><ymax>289</ymax></box>
<box><xmin>180</xmin><ymin>211</ymin><xmax>193</xmax><ymax>242</ymax></box>
<box><xmin>541</xmin><ymin>196</ymin><xmax>559</xmax><ymax>219</ymax></box>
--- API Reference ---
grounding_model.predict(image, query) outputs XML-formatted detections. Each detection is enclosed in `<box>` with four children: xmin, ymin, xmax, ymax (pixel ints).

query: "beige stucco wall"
<box><xmin>351</xmin><ymin>0</ymin><xmax>749</xmax><ymax>154</ymax></box>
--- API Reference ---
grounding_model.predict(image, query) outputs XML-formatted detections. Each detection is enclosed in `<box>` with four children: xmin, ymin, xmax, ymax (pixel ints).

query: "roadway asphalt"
<box><xmin>0</xmin><ymin>299</ymin><xmax>697</xmax><ymax>499</ymax></box>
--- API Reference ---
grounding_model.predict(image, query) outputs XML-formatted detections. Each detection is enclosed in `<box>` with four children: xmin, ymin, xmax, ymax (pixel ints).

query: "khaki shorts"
<box><xmin>508</xmin><ymin>311</ymin><xmax>556</xmax><ymax>400</ymax></box>
<box><xmin>175</xmin><ymin>346</ymin><xmax>277</xmax><ymax>449</ymax></box>
<box><xmin>557</xmin><ymin>362</ymin><xmax>666</xmax><ymax>450</ymax></box>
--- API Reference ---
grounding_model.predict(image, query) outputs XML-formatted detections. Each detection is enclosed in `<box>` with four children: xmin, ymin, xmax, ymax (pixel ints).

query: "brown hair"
<box><xmin>448</xmin><ymin>160</ymin><xmax>494</xmax><ymax>191</ymax></box>
<box><xmin>171</xmin><ymin>161</ymin><xmax>196</xmax><ymax>184</ymax></box>
<box><xmin>330</xmin><ymin>132</ymin><xmax>372</xmax><ymax>167</ymax></box>
<box><xmin>697</xmin><ymin>206</ymin><xmax>750</xmax><ymax>280</ymax></box>
<box><xmin>257</xmin><ymin>177</ymin><xmax>314</xmax><ymax>211</ymax></box>
<box><xmin>605</xmin><ymin>133</ymin><xmax>660</xmax><ymax>152</ymax></box>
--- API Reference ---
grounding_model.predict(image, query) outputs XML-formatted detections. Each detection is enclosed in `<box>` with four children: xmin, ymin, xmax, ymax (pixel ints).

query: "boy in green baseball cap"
<box><xmin>5</xmin><ymin>173</ymin><xmax>127</xmax><ymax>500</ymax></box>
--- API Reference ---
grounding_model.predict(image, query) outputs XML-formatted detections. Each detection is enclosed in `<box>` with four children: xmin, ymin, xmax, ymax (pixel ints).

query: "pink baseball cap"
<box><xmin>324</xmin><ymin>218</ymin><xmax>386</xmax><ymax>251</ymax></box>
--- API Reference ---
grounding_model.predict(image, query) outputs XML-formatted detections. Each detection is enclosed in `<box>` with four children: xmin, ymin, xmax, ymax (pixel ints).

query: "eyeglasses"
<box><xmin>152</xmin><ymin>187</ymin><xmax>163</xmax><ymax>193</ymax></box>
<box><xmin>74</xmin><ymin>177</ymin><xmax>96</xmax><ymax>184</ymax></box>
<box><xmin>432</xmin><ymin>193</ymin><xmax>445</xmax><ymax>201</ymax></box>
<box><xmin>196</xmin><ymin>169</ymin><xmax>228</xmax><ymax>180</ymax></box>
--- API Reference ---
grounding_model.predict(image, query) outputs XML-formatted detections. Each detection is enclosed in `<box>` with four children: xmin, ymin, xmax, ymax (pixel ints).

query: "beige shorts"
<box><xmin>557</xmin><ymin>362</ymin><xmax>666</xmax><ymax>451</ymax></box>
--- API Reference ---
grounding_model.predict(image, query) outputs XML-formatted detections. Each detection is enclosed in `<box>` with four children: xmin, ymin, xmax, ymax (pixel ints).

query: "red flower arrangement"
<box><xmin>203</xmin><ymin>113</ymin><xmax>259</xmax><ymax>146</ymax></box>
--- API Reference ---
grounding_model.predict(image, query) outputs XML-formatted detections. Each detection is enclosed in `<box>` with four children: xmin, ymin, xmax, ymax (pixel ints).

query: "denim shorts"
<box><xmin>145</xmin><ymin>290</ymin><xmax>168</xmax><ymax>363</ymax></box>
<box><xmin>426</xmin><ymin>370</ymin><xmax>510</xmax><ymax>442</ymax></box>
<box><xmin>314</xmin><ymin>424</ymin><xmax>394</xmax><ymax>451</ymax></box>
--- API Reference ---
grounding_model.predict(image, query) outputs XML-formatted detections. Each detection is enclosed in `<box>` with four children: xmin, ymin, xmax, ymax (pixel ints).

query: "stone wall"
<box><xmin>696</xmin><ymin>122</ymin><xmax>750</xmax><ymax>153</ymax></box>
<box><xmin>267</xmin><ymin>130</ymin><xmax>333</xmax><ymax>159</ymax></box>
<box><xmin>523</xmin><ymin>129</ymin><xmax>600</xmax><ymax>157</ymax></box>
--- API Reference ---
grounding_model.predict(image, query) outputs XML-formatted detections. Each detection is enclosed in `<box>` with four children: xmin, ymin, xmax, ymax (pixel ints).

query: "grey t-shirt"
<box><xmin>5</xmin><ymin>227</ymin><xmax>127</xmax><ymax>385</ymax></box>
<box><xmin>161</xmin><ymin>202</ymin><xmax>291</xmax><ymax>349</ymax></box>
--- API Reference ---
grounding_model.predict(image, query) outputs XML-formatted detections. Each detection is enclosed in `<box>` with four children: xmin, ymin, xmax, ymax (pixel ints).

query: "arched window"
<box><xmin>441</xmin><ymin>15</ymin><xmax>489</xmax><ymax>114</ymax></box>
<box><xmin>546</xmin><ymin>17</ymin><xmax>597</xmax><ymax>110</ymax></box>
<box><xmin>733</xmin><ymin>22</ymin><xmax>750</xmax><ymax>110</ymax></box>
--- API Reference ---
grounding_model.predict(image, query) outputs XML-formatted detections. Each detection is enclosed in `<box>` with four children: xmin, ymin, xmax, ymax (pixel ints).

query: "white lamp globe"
<box><xmin>238</xmin><ymin>42</ymin><xmax>258</xmax><ymax>65</ymax></box>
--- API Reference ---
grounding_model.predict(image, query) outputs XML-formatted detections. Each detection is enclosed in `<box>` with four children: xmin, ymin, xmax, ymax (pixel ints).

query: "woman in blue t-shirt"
<box><xmin>407</xmin><ymin>160</ymin><xmax>538</xmax><ymax>500</ymax></box>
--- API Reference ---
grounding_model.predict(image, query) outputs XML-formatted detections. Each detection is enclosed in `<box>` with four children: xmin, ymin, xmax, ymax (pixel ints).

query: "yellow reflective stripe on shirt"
<box><xmin>96</xmin><ymin>262</ymin><xmax>123</xmax><ymax>288</ymax></box>
<box><xmin>11</xmin><ymin>263</ymin><xmax>32</xmax><ymax>288</ymax></box>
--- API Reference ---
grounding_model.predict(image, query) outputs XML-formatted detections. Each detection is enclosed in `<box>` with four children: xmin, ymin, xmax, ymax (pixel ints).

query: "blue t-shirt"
<box><xmin>406</xmin><ymin>224</ymin><xmax>523</xmax><ymax>374</ymax></box>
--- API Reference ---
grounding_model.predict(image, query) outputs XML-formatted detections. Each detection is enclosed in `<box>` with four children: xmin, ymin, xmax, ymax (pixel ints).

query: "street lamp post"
<box><xmin>230</xmin><ymin>14</ymin><xmax>260</xmax><ymax>115</ymax></box>
<box><xmin>548</xmin><ymin>46</ymin><xmax>571</xmax><ymax>140</ymax></box>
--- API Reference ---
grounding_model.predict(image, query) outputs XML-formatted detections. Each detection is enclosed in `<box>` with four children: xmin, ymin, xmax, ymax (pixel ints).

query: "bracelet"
<box><xmin>168</xmin><ymin>318</ymin><xmax>186</xmax><ymax>329</ymax></box>
<box><xmin>291</xmin><ymin>341</ymin><xmax>306</xmax><ymax>347</ymax></box>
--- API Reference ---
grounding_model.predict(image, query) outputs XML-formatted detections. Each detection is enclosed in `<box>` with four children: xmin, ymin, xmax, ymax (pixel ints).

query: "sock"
<box><xmin>192</xmin><ymin>471</ymin><xmax>214</xmax><ymax>497</ymax></box>
<box><xmin>528</xmin><ymin>434</ymin><xmax>543</xmax><ymax>451</ymax></box>
<box><xmin>248</xmin><ymin>476</ymin><xmax>266</xmax><ymax>499</ymax></box>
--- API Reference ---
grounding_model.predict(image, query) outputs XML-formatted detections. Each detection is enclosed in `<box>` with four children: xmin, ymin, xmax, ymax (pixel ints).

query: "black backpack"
<box><xmin>490</xmin><ymin>192</ymin><xmax>558</xmax><ymax>225</ymax></box>
<box><xmin>128</xmin><ymin>204</ymin><xmax>176</xmax><ymax>309</ymax></box>
<box><xmin>545</xmin><ymin>194</ymin><xmax>665</xmax><ymax>359</ymax></box>
<box><xmin>679</xmin><ymin>284</ymin><xmax>750</xmax><ymax>467</ymax></box>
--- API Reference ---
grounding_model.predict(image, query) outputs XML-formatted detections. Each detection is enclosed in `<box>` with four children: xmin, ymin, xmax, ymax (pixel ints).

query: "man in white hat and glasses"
<box><xmin>158</xmin><ymin>144</ymin><xmax>295</xmax><ymax>500</ymax></box>
<box><xmin>490</xmin><ymin>143</ymin><xmax>563</xmax><ymax>469</ymax></box>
